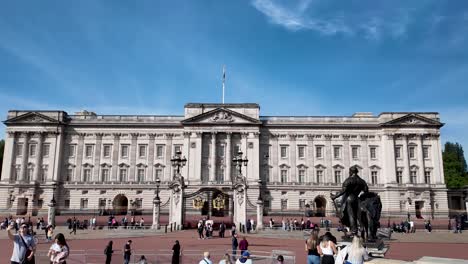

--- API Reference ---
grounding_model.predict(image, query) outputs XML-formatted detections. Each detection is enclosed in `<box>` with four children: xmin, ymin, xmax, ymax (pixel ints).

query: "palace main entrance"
<box><xmin>113</xmin><ymin>194</ymin><xmax>128</xmax><ymax>215</ymax></box>
<box><xmin>183</xmin><ymin>187</ymin><xmax>232</xmax><ymax>227</ymax></box>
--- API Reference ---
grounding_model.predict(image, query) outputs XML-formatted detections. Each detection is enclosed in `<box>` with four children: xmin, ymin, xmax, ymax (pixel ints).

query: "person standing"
<box><xmin>69</xmin><ymin>218</ymin><xmax>77</xmax><ymax>235</ymax></box>
<box><xmin>172</xmin><ymin>240</ymin><xmax>181</xmax><ymax>264</ymax></box>
<box><xmin>219</xmin><ymin>222</ymin><xmax>226</xmax><ymax>238</ymax></box>
<box><xmin>319</xmin><ymin>234</ymin><xmax>336</xmax><ymax>264</ymax></box>
<box><xmin>50</xmin><ymin>233</ymin><xmax>70</xmax><ymax>264</ymax></box>
<box><xmin>199</xmin><ymin>251</ymin><xmax>213</xmax><ymax>264</ymax></box>
<box><xmin>123</xmin><ymin>240</ymin><xmax>132</xmax><ymax>264</ymax></box>
<box><xmin>238</xmin><ymin>237</ymin><xmax>249</xmax><ymax>256</ymax></box>
<box><xmin>345</xmin><ymin>236</ymin><xmax>369</xmax><ymax>264</ymax></box>
<box><xmin>231</xmin><ymin>234</ymin><xmax>238</xmax><ymax>260</ymax></box>
<box><xmin>305</xmin><ymin>232</ymin><xmax>320</xmax><ymax>264</ymax></box>
<box><xmin>8</xmin><ymin>223</ymin><xmax>36</xmax><ymax>264</ymax></box>
<box><xmin>235</xmin><ymin>251</ymin><xmax>252</xmax><ymax>264</ymax></box>
<box><xmin>219</xmin><ymin>253</ymin><xmax>232</xmax><ymax>264</ymax></box>
<box><xmin>104</xmin><ymin>241</ymin><xmax>114</xmax><ymax>264</ymax></box>
<box><xmin>198</xmin><ymin>221</ymin><xmax>205</xmax><ymax>239</ymax></box>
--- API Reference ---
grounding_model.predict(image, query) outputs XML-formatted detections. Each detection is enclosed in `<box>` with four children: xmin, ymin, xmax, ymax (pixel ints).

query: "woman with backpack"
<box><xmin>104</xmin><ymin>240</ymin><xmax>114</xmax><ymax>264</ymax></box>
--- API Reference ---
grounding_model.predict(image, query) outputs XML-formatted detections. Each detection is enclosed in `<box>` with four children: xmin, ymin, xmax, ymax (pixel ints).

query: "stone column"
<box><xmin>418</xmin><ymin>134</ymin><xmax>426</xmax><ymax>184</ymax></box>
<box><xmin>19</xmin><ymin>132</ymin><xmax>30</xmax><ymax>182</ymax></box>
<box><xmin>33</xmin><ymin>133</ymin><xmax>44</xmax><ymax>182</ymax></box>
<box><xmin>52</xmin><ymin>130</ymin><xmax>65</xmax><ymax>182</ymax></box>
<box><xmin>324</xmin><ymin>135</ymin><xmax>333</xmax><ymax>183</ymax></box>
<box><xmin>1</xmin><ymin>132</ymin><xmax>17</xmax><ymax>182</ymax></box>
<box><xmin>271</xmin><ymin>134</ymin><xmax>279</xmax><ymax>183</ymax></box>
<box><xmin>75</xmin><ymin>133</ymin><xmax>85</xmax><ymax>182</ymax></box>
<box><xmin>360</xmin><ymin>135</ymin><xmax>369</xmax><ymax>182</ymax></box>
<box><xmin>111</xmin><ymin>133</ymin><xmax>121</xmax><ymax>181</ymax></box>
<box><xmin>183</xmin><ymin>132</ymin><xmax>191</xmax><ymax>183</ymax></box>
<box><xmin>165</xmin><ymin>133</ymin><xmax>173</xmax><ymax>182</ymax></box>
<box><xmin>226</xmin><ymin>133</ymin><xmax>232</xmax><ymax>182</ymax></box>
<box><xmin>169</xmin><ymin>186</ymin><xmax>184</xmax><ymax>230</ymax></box>
<box><xmin>129</xmin><ymin>133</ymin><xmax>138</xmax><ymax>182</ymax></box>
<box><xmin>402</xmin><ymin>135</ymin><xmax>411</xmax><ymax>184</ymax></box>
<box><xmin>148</xmin><ymin>134</ymin><xmax>156</xmax><ymax>181</ymax></box>
<box><xmin>93</xmin><ymin>133</ymin><xmax>103</xmax><ymax>182</ymax></box>
<box><xmin>256</xmin><ymin>199</ymin><xmax>264</xmax><ymax>230</ymax></box>
<box><xmin>209</xmin><ymin>132</ymin><xmax>217</xmax><ymax>183</ymax></box>
<box><xmin>342</xmin><ymin>135</ymin><xmax>350</xmax><ymax>170</ymax></box>
<box><xmin>431</xmin><ymin>134</ymin><xmax>443</xmax><ymax>184</ymax></box>
<box><xmin>152</xmin><ymin>197</ymin><xmax>161</xmax><ymax>229</ymax></box>
<box><xmin>382</xmin><ymin>134</ymin><xmax>396</xmax><ymax>185</ymax></box>
<box><xmin>307</xmin><ymin>134</ymin><xmax>315</xmax><ymax>183</ymax></box>
<box><xmin>47</xmin><ymin>199</ymin><xmax>56</xmax><ymax>227</ymax></box>
<box><xmin>289</xmin><ymin>134</ymin><xmax>297</xmax><ymax>182</ymax></box>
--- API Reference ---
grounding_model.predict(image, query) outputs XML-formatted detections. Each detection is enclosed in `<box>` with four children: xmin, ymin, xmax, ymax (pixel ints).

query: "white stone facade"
<box><xmin>0</xmin><ymin>103</ymin><xmax>449</xmax><ymax>221</ymax></box>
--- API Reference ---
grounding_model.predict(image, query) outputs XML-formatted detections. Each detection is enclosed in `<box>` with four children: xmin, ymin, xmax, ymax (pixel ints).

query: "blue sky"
<box><xmin>1</xmin><ymin>0</ymin><xmax>467</xmax><ymax>158</ymax></box>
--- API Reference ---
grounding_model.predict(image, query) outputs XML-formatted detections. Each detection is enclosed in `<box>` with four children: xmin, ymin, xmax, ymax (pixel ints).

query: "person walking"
<box><xmin>199</xmin><ymin>251</ymin><xmax>213</xmax><ymax>264</ymax></box>
<box><xmin>123</xmin><ymin>240</ymin><xmax>132</xmax><ymax>264</ymax></box>
<box><xmin>231</xmin><ymin>234</ymin><xmax>239</xmax><ymax>260</ymax></box>
<box><xmin>104</xmin><ymin>241</ymin><xmax>114</xmax><ymax>264</ymax></box>
<box><xmin>69</xmin><ymin>218</ymin><xmax>77</xmax><ymax>235</ymax></box>
<box><xmin>345</xmin><ymin>236</ymin><xmax>369</xmax><ymax>264</ymax></box>
<box><xmin>172</xmin><ymin>240</ymin><xmax>181</xmax><ymax>264</ymax></box>
<box><xmin>319</xmin><ymin>234</ymin><xmax>337</xmax><ymax>264</ymax></box>
<box><xmin>238</xmin><ymin>237</ymin><xmax>249</xmax><ymax>256</ymax></box>
<box><xmin>8</xmin><ymin>223</ymin><xmax>36</xmax><ymax>264</ymax></box>
<box><xmin>305</xmin><ymin>231</ymin><xmax>321</xmax><ymax>264</ymax></box>
<box><xmin>50</xmin><ymin>233</ymin><xmax>70</xmax><ymax>264</ymax></box>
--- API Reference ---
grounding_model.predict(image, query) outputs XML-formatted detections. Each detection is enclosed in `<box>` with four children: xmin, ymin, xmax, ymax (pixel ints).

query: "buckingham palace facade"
<box><xmin>0</xmin><ymin>103</ymin><xmax>449</xmax><ymax>220</ymax></box>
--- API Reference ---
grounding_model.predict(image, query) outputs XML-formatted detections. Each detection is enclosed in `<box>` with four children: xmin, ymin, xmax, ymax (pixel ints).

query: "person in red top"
<box><xmin>238</xmin><ymin>237</ymin><xmax>249</xmax><ymax>255</ymax></box>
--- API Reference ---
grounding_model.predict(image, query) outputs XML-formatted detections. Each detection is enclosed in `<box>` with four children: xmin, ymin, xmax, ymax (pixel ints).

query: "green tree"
<box><xmin>443</xmin><ymin>142</ymin><xmax>468</xmax><ymax>188</ymax></box>
<box><xmin>0</xmin><ymin>139</ymin><xmax>4</xmax><ymax>179</ymax></box>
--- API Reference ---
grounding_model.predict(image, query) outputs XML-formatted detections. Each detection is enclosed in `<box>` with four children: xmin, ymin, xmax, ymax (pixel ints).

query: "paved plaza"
<box><xmin>1</xmin><ymin>225</ymin><xmax>468</xmax><ymax>263</ymax></box>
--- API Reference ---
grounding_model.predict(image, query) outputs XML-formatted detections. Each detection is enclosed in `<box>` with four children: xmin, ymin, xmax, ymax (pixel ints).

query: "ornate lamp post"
<box><xmin>232</xmin><ymin>151</ymin><xmax>248</xmax><ymax>179</ymax></box>
<box><xmin>48</xmin><ymin>182</ymin><xmax>57</xmax><ymax>226</ymax></box>
<box><xmin>152</xmin><ymin>178</ymin><xmax>161</xmax><ymax>229</ymax></box>
<box><xmin>171</xmin><ymin>151</ymin><xmax>187</xmax><ymax>176</ymax></box>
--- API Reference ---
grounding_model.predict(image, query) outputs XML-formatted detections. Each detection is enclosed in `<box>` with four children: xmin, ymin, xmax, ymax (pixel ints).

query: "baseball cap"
<box><xmin>242</xmin><ymin>251</ymin><xmax>250</xmax><ymax>257</ymax></box>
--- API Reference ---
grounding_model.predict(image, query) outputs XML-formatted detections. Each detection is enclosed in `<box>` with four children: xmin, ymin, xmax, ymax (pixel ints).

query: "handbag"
<box><xmin>19</xmin><ymin>235</ymin><xmax>35</xmax><ymax>264</ymax></box>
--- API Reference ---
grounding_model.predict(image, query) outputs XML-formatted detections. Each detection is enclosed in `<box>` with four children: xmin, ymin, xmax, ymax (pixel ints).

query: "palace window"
<box><xmin>121</xmin><ymin>145</ymin><xmax>129</xmax><ymax>158</ymax></box>
<box><xmin>15</xmin><ymin>143</ymin><xmax>23</xmax><ymax>157</ymax></box>
<box><xmin>333</xmin><ymin>146</ymin><xmax>341</xmax><ymax>159</ymax></box>
<box><xmin>316</xmin><ymin>170</ymin><xmax>323</xmax><ymax>183</ymax></box>
<box><xmin>40</xmin><ymin>166</ymin><xmax>48</xmax><ymax>183</ymax></box>
<box><xmin>101</xmin><ymin>168</ymin><xmax>109</xmax><ymax>182</ymax></box>
<box><xmin>26</xmin><ymin>167</ymin><xmax>33</xmax><ymax>182</ymax></box>
<box><xmin>395</xmin><ymin>146</ymin><xmax>401</xmax><ymax>159</ymax></box>
<box><xmin>280</xmin><ymin>169</ymin><xmax>288</xmax><ymax>183</ymax></box>
<box><xmin>66</xmin><ymin>168</ymin><xmax>73</xmax><ymax>182</ymax></box>
<box><xmin>80</xmin><ymin>198</ymin><xmax>88</xmax><ymax>209</ymax></box>
<box><xmin>351</xmin><ymin>146</ymin><xmax>359</xmax><ymax>159</ymax></box>
<box><xmin>370</xmin><ymin>146</ymin><xmax>377</xmax><ymax>159</ymax></box>
<box><xmin>396</xmin><ymin>170</ymin><xmax>403</xmax><ymax>184</ymax></box>
<box><xmin>410</xmin><ymin>170</ymin><xmax>417</xmax><ymax>184</ymax></box>
<box><xmin>281</xmin><ymin>199</ymin><xmax>288</xmax><ymax>210</ymax></box>
<box><xmin>85</xmin><ymin>145</ymin><xmax>94</xmax><ymax>158</ymax></box>
<box><xmin>298</xmin><ymin>169</ymin><xmax>305</xmax><ymax>183</ymax></box>
<box><xmin>42</xmin><ymin>144</ymin><xmax>50</xmax><ymax>157</ymax></box>
<box><xmin>29</xmin><ymin>144</ymin><xmax>37</xmax><ymax>157</ymax></box>
<box><xmin>315</xmin><ymin>146</ymin><xmax>323</xmax><ymax>159</ymax></box>
<box><xmin>299</xmin><ymin>199</ymin><xmax>306</xmax><ymax>209</ymax></box>
<box><xmin>298</xmin><ymin>145</ymin><xmax>305</xmax><ymax>159</ymax></box>
<box><xmin>371</xmin><ymin>171</ymin><xmax>378</xmax><ymax>185</ymax></box>
<box><xmin>68</xmin><ymin>145</ymin><xmax>76</xmax><ymax>157</ymax></box>
<box><xmin>13</xmin><ymin>167</ymin><xmax>21</xmax><ymax>182</ymax></box>
<box><xmin>409</xmin><ymin>146</ymin><xmax>416</xmax><ymax>159</ymax></box>
<box><xmin>138</xmin><ymin>145</ymin><xmax>147</xmax><ymax>158</ymax></box>
<box><xmin>156</xmin><ymin>145</ymin><xmax>164</xmax><ymax>159</ymax></box>
<box><xmin>280</xmin><ymin>145</ymin><xmax>288</xmax><ymax>159</ymax></box>
<box><xmin>219</xmin><ymin>144</ymin><xmax>225</xmax><ymax>157</ymax></box>
<box><xmin>424</xmin><ymin>171</ymin><xmax>431</xmax><ymax>184</ymax></box>
<box><xmin>423</xmin><ymin>146</ymin><xmax>430</xmax><ymax>159</ymax></box>
<box><xmin>83</xmin><ymin>168</ymin><xmax>91</xmax><ymax>182</ymax></box>
<box><xmin>137</xmin><ymin>168</ymin><xmax>145</xmax><ymax>183</ymax></box>
<box><xmin>174</xmin><ymin>145</ymin><xmax>182</xmax><ymax>155</ymax></box>
<box><xmin>155</xmin><ymin>168</ymin><xmax>163</xmax><ymax>181</ymax></box>
<box><xmin>64</xmin><ymin>200</ymin><xmax>70</xmax><ymax>209</ymax></box>
<box><xmin>103</xmin><ymin>145</ymin><xmax>112</xmax><ymax>158</ymax></box>
<box><xmin>120</xmin><ymin>168</ymin><xmax>128</xmax><ymax>182</ymax></box>
<box><xmin>334</xmin><ymin>170</ymin><xmax>341</xmax><ymax>184</ymax></box>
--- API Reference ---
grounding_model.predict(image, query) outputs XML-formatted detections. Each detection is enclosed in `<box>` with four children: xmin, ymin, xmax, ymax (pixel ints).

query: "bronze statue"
<box><xmin>331</xmin><ymin>165</ymin><xmax>382</xmax><ymax>240</ymax></box>
<box><xmin>331</xmin><ymin>165</ymin><xmax>369</xmax><ymax>234</ymax></box>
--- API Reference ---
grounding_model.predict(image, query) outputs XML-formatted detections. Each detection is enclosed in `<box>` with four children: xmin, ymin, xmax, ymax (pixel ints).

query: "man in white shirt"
<box><xmin>199</xmin><ymin>251</ymin><xmax>212</xmax><ymax>264</ymax></box>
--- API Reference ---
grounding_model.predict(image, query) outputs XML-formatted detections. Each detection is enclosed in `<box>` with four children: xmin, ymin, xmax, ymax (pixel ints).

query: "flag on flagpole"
<box><xmin>222</xmin><ymin>65</ymin><xmax>226</xmax><ymax>104</ymax></box>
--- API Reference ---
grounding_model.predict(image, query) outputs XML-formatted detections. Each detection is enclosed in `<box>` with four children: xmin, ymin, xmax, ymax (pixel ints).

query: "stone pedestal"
<box><xmin>152</xmin><ymin>198</ymin><xmax>161</xmax><ymax>229</ymax></box>
<box><xmin>48</xmin><ymin>201</ymin><xmax>56</xmax><ymax>227</ymax></box>
<box><xmin>256</xmin><ymin>200</ymin><xmax>264</xmax><ymax>230</ymax></box>
<box><xmin>169</xmin><ymin>175</ymin><xmax>184</xmax><ymax>230</ymax></box>
<box><xmin>233</xmin><ymin>186</ymin><xmax>247</xmax><ymax>229</ymax></box>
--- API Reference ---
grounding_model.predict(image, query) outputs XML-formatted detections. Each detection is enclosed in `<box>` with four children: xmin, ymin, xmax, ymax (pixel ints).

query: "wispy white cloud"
<box><xmin>252</xmin><ymin>0</ymin><xmax>468</xmax><ymax>44</ymax></box>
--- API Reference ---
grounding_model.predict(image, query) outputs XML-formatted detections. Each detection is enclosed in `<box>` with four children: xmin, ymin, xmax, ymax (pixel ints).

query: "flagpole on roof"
<box><xmin>222</xmin><ymin>65</ymin><xmax>225</xmax><ymax>104</ymax></box>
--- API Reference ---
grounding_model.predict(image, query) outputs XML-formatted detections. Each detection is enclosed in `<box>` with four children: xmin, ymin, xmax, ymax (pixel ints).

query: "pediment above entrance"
<box><xmin>381</xmin><ymin>114</ymin><xmax>443</xmax><ymax>128</ymax></box>
<box><xmin>4</xmin><ymin>111</ymin><xmax>66</xmax><ymax>125</ymax></box>
<box><xmin>181</xmin><ymin>108</ymin><xmax>262</xmax><ymax>126</ymax></box>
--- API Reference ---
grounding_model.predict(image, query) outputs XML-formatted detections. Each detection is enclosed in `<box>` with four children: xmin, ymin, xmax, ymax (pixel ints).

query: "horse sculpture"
<box><xmin>358</xmin><ymin>192</ymin><xmax>382</xmax><ymax>241</ymax></box>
